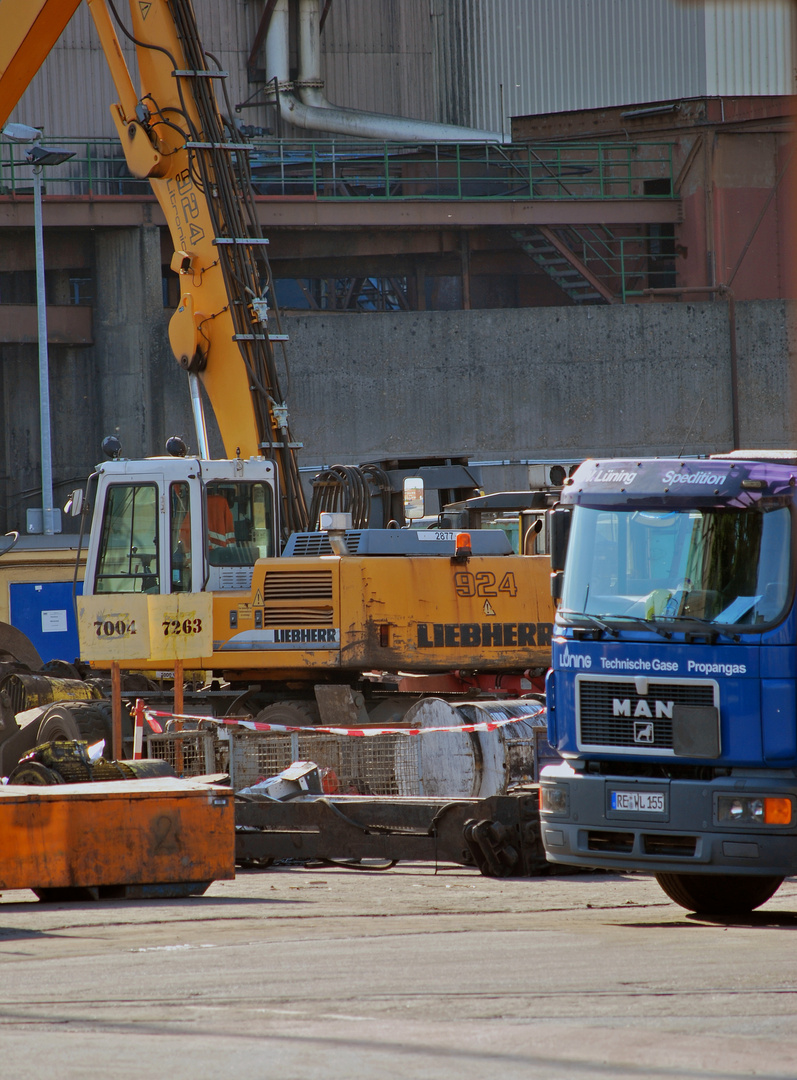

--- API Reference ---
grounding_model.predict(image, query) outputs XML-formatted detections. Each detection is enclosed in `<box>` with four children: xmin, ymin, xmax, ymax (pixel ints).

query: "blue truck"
<box><xmin>540</xmin><ymin>451</ymin><xmax>797</xmax><ymax>914</ymax></box>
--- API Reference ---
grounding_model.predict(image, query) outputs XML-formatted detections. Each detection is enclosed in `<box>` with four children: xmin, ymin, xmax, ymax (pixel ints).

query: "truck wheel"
<box><xmin>252</xmin><ymin>700</ymin><xmax>320</xmax><ymax>726</ymax></box>
<box><xmin>38</xmin><ymin>701</ymin><xmax>133</xmax><ymax>758</ymax></box>
<box><xmin>655</xmin><ymin>872</ymin><xmax>784</xmax><ymax>914</ymax></box>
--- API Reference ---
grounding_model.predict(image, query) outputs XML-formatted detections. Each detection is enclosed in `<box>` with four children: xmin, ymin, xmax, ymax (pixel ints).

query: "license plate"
<box><xmin>610</xmin><ymin>789</ymin><xmax>665</xmax><ymax>813</ymax></box>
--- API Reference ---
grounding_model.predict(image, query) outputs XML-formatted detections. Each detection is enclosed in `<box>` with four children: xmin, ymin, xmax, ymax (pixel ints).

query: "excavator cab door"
<box><xmin>86</xmin><ymin>462</ymin><xmax>203</xmax><ymax>598</ymax></box>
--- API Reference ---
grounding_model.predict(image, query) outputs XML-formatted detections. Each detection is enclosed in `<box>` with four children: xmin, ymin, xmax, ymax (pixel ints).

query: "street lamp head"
<box><xmin>2</xmin><ymin>122</ymin><xmax>43</xmax><ymax>143</ymax></box>
<box><xmin>26</xmin><ymin>145</ymin><xmax>75</xmax><ymax>167</ymax></box>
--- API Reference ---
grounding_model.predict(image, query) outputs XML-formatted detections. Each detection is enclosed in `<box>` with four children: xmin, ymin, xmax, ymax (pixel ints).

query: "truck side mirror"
<box><xmin>550</xmin><ymin>570</ymin><xmax>564</xmax><ymax>601</ymax></box>
<box><xmin>403</xmin><ymin>476</ymin><xmax>424</xmax><ymax>521</ymax></box>
<box><xmin>548</xmin><ymin>507</ymin><xmax>571</xmax><ymax>572</ymax></box>
<box><xmin>64</xmin><ymin>489</ymin><xmax>84</xmax><ymax>517</ymax></box>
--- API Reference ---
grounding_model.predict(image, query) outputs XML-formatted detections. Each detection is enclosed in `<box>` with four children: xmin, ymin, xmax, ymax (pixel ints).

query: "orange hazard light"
<box><xmin>765</xmin><ymin>798</ymin><xmax>792</xmax><ymax>825</ymax></box>
<box><xmin>455</xmin><ymin>532</ymin><xmax>473</xmax><ymax>557</ymax></box>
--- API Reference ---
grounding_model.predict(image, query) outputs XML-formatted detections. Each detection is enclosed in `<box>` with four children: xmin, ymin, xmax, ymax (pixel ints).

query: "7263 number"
<box><xmin>162</xmin><ymin>617</ymin><xmax>203</xmax><ymax>637</ymax></box>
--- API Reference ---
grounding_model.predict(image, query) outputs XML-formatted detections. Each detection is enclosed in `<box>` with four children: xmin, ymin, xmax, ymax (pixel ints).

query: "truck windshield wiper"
<box><xmin>656</xmin><ymin>613</ymin><xmax>715</xmax><ymax>626</ymax></box>
<box><xmin>605</xmin><ymin>613</ymin><xmax>673</xmax><ymax>640</ymax></box>
<box><xmin>559</xmin><ymin>610</ymin><xmax>676</xmax><ymax>640</ymax></box>
<box><xmin>557</xmin><ymin>609</ymin><xmax>618</xmax><ymax>638</ymax></box>
<box><xmin>654</xmin><ymin>613</ymin><xmax>722</xmax><ymax>638</ymax></box>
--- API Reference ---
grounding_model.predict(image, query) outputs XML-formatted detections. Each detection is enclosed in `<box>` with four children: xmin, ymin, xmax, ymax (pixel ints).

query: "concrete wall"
<box><xmin>284</xmin><ymin>300</ymin><xmax>797</xmax><ymax>492</ymax></box>
<box><xmin>0</xmin><ymin>297</ymin><xmax>793</xmax><ymax>533</ymax></box>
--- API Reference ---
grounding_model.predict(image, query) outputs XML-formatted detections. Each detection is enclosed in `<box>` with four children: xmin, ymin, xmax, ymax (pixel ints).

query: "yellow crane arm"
<box><xmin>0</xmin><ymin>0</ymin><xmax>308</xmax><ymax>534</ymax></box>
<box><xmin>0</xmin><ymin>0</ymin><xmax>82</xmax><ymax>127</ymax></box>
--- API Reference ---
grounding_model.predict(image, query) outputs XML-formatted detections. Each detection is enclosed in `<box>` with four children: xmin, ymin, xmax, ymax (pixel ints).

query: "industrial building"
<box><xmin>0</xmin><ymin>0</ymin><xmax>793</xmax><ymax>534</ymax></box>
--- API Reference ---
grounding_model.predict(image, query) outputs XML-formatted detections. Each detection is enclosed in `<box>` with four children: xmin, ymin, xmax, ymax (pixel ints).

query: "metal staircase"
<box><xmin>512</xmin><ymin>226</ymin><xmax>616</xmax><ymax>304</ymax></box>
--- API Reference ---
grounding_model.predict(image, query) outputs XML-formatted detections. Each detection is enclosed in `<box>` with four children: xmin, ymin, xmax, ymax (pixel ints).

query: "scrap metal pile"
<box><xmin>143</xmin><ymin>698</ymin><xmax>561</xmax><ymax>877</ymax></box>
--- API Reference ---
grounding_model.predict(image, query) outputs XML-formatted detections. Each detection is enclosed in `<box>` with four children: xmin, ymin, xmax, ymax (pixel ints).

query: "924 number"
<box><xmin>453</xmin><ymin>571</ymin><xmax>518</xmax><ymax>598</ymax></box>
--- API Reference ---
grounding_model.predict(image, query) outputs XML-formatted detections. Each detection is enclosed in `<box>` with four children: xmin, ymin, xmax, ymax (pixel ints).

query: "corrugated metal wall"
<box><xmin>7</xmin><ymin>1</ymin><xmax>260</xmax><ymax>140</ymax></box>
<box><xmin>5</xmin><ymin>0</ymin><xmax>795</xmax><ymax>140</ymax></box>
<box><xmin>437</xmin><ymin>0</ymin><xmax>707</xmax><ymax>128</ymax></box>
<box><xmin>704</xmin><ymin>0</ymin><xmax>795</xmax><ymax>96</ymax></box>
<box><xmin>321</xmin><ymin>0</ymin><xmax>438</xmax><ymax>125</ymax></box>
<box><xmin>430</xmin><ymin>0</ymin><xmax>793</xmax><ymax>131</ymax></box>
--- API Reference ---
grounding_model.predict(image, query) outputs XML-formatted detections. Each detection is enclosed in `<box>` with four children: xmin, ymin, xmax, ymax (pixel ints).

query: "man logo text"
<box><xmin>613</xmin><ymin>698</ymin><xmax>674</xmax><ymax>719</ymax></box>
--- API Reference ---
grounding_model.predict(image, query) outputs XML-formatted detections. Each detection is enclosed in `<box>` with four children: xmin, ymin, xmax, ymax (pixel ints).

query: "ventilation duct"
<box><xmin>265</xmin><ymin>0</ymin><xmax>508</xmax><ymax>143</ymax></box>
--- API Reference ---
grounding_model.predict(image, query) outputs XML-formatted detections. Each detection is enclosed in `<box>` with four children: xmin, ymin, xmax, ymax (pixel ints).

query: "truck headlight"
<box><xmin>540</xmin><ymin>784</ymin><xmax>569</xmax><ymax>815</ymax></box>
<box><xmin>716</xmin><ymin>795</ymin><xmax>792</xmax><ymax>826</ymax></box>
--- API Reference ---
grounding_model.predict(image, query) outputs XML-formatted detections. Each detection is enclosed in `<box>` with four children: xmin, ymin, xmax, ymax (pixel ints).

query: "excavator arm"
<box><xmin>0</xmin><ymin>0</ymin><xmax>308</xmax><ymax>535</ymax></box>
<box><xmin>0</xmin><ymin>0</ymin><xmax>82</xmax><ymax>126</ymax></box>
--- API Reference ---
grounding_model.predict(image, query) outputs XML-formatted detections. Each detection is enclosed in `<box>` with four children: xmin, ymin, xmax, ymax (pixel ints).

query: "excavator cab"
<box><xmin>83</xmin><ymin>457</ymin><xmax>279</xmax><ymax>599</ymax></box>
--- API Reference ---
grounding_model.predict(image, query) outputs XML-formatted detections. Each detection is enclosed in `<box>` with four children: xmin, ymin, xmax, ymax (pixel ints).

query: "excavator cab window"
<box><xmin>94</xmin><ymin>483</ymin><xmax>159</xmax><ymax>593</ymax></box>
<box><xmin>170</xmin><ymin>481</ymin><xmax>192</xmax><ymax>593</ymax></box>
<box><xmin>205</xmin><ymin>481</ymin><xmax>274</xmax><ymax>565</ymax></box>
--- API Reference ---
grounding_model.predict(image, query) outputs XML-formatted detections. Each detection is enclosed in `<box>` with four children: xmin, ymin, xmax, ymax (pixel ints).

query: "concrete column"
<box><xmin>92</xmin><ymin>226</ymin><xmax>169</xmax><ymax>458</ymax></box>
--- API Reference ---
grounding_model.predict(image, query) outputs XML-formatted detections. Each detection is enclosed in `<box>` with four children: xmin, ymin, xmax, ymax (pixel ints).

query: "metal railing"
<box><xmin>533</xmin><ymin>223</ymin><xmax>676</xmax><ymax>302</ymax></box>
<box><xmin>0</xmin><ymin>136</ymin><xmax>674</xmax><ymax>202</ymax></box>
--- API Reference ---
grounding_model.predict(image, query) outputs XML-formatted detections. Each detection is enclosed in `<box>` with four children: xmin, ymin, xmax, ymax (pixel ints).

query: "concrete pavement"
<box><xmin>1</xmin><ymin>865</ymin><xmax>796</xmax><ymax>1079</ymax></box>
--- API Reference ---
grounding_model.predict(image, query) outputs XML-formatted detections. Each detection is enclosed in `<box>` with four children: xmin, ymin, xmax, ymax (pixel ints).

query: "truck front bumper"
<box><xmin>540</xmin><ymin>761</ymin><xmax>797</xmax><ymax>877</ymax></box>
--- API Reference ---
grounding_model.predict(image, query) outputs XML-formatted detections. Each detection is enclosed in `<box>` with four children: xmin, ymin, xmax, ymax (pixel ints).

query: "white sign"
<box><xmin>41</xmin><ymin>609</ymin><xmax>68</xmax><ymax>633</ymax></box>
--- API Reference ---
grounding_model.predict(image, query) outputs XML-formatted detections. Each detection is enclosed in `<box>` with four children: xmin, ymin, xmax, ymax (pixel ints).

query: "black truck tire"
<box><xmin>38</xmin><ymin>701</ymin><xmax>133</xmax><ymax>757</ymax></box>
<box><xmin>655</xmin><ymin>871</ymin><xmax>784</xmax><ymax>914</ymax></box>
<box><xmin>252</xmin><ymin>700</ymin><xmax>321</xmax><ymax>726</ymax></box>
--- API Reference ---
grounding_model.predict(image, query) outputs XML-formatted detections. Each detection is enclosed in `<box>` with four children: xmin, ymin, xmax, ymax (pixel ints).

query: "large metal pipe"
<box><xmin>267</xmin><ymin>0</ymin><xmax>508</xmax><ymax>144</ymax></box>
<box><xmin>189</xmin><ymin>372</ymin><xmax>211</xmax><ymax>459</ymax></box>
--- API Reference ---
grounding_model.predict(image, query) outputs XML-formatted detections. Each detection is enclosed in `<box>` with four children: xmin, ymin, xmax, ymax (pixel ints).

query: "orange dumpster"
<box><xmin>0</xmin><ymin>777</ymin><xmax>235</xmax><ymax>899</ymax></box>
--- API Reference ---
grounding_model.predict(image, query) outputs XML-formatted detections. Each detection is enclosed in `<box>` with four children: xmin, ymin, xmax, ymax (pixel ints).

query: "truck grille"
<box><xmin>577</xmin><ymin>677</ymin><xmax>717</xmax><ymax>752</ymax></box>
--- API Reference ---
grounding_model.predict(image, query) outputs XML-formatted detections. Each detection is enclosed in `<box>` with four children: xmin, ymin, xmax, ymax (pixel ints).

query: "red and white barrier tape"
<box><xmin>140</xmin><ymin>702</ymin><xmax>544</xmax><ymax>739</ymax></box>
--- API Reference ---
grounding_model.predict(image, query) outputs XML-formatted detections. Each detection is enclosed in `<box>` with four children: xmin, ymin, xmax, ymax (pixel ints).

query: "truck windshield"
<box><xmin>561</xmin><ymin>504</ymin><xmax>791</xmax><ymax>629</ymax></box>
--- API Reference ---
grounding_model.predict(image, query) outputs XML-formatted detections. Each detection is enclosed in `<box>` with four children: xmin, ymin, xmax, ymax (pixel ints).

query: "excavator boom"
<box><xmin>0</xmin><ymin>0</ymin><xmax>82</xmax><ymax>127</ymax></box>
<box><xmin>0</xmin><ymin>0</ymin><xmax>309</xmax><ymax>535</ymax></box>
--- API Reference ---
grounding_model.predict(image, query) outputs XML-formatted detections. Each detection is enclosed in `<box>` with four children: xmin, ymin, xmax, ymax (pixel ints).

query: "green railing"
<box><xmin>534</xmin><ymin>223</ymin><xmax>675</xmax><ymax>302</ymax></box>
<box><xmin>0</xmin><ymin>137</ymin><xmax>675</xmax><ymax>201</ymax></box>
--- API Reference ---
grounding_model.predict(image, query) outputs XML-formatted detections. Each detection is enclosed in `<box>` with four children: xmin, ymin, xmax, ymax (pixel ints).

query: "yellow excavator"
<box><xmin>0</xmin><ymin>0</ymin><xmax>555</xmax><ymax>745</ymax></box>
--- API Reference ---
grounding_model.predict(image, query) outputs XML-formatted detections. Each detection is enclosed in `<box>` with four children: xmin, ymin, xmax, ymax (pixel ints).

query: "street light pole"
<box><xmin>2</xmin><ymin>125</ymin><xmax>74</xmax><ymax>535</ymax></box>
<box><xmin>31</xmin><ymin>158</ymin><xmax>56</xmax><ymax>535</ymax></box>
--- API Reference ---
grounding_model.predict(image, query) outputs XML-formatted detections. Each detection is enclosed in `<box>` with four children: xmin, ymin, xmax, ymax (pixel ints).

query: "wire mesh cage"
<box><xmin>228</xmin><ymin>728</ymin><xmax>419</xmax><ymax>795</ymax></box>
<box><xmin>146</xmin><ymin>727</ymin><xmax>219</xmax><ymax>778</ymax></box>
<box><xmin>146</xmin><ymin>724</ymin><xmax>420</xmax><ymax>794</ymax></box>
<box><xmin>144</xmin><ymin>716</ymin><xmax>552</xmax><ymax>798</ymax></box>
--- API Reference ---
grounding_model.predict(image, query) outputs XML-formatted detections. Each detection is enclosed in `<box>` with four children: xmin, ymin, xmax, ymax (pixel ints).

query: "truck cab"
<box><xmin>540</xmin><ymin>452</ymin><xmax>797</xmax><ymax>914</ymax></box>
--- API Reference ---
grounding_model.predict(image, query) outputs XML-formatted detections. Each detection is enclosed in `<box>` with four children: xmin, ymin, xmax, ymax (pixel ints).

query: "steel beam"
<box><xmin>0</xmin><ymin>195</ymin><xmax>681</xmax><ymax>230</ymax></box>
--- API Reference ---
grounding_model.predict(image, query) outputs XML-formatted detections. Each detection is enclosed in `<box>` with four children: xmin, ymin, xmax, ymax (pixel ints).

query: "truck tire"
<box><xmin>39</xmin><ymin>701</ymin><xmax>133</xmax><ymax>758</ymax></box>
<box><xmin>655</xmin><ymin>872</ymin><xmax>784</xmax><ymax>914</ymax></box>
<box><xmin>252</xmin><ymin>700</ymin><xmax>320</xmax><ymax>726</ymax></box>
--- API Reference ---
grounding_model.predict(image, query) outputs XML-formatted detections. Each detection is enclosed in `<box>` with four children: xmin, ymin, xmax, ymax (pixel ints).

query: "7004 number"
<box><xmin>95</xmin><ymin>619</ymin><xmax>136</xmax><ymax>638</ymax></box>
<box><xmin>162</xmin><ymin>618</ymin><xmax>203</xmax><ymax>637</ymax></box>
